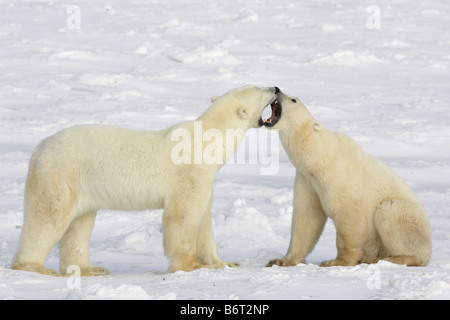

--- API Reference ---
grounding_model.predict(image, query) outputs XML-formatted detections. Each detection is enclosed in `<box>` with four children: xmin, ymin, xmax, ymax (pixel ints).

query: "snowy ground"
<box><xmin>1</xmin><ymin>0</ymin><xmax>450</xmax><ymax>300</ymax></box>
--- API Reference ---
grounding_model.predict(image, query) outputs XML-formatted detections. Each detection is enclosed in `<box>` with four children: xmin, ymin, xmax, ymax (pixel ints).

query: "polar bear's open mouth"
<box><xmin>259</xmin><ymin>98</ymin><xmax>282</xmax><ymax>127</ymax></box>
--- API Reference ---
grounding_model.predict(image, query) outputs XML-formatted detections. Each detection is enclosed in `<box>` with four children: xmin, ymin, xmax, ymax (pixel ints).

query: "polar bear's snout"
<box><xmin>259</xmin><ymin>88</ymin><xmax>283</xmax><ymax>127</ymax></box>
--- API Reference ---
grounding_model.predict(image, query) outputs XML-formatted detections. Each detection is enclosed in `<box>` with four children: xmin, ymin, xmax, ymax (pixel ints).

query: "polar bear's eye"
<box><xmin>291</xmin><ymin>99</ymin><xmax>297</xmax><ymax>103</ymax></box>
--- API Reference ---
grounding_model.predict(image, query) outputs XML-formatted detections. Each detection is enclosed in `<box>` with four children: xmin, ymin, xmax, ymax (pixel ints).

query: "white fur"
<box><xmin>12</xmin><ymin>85</ymin><xmax>278</xmax><ymax>276</ymax></box>
<box><xmin>267</xmin><ymin>91</ymin><xmax>432</xmax><ymax>267</ymax></box>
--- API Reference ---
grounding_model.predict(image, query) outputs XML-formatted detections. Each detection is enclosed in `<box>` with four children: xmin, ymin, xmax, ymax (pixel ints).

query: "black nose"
<box><xmin>274</xmin><ymin>87</ymin><xmax>280</xmax><ymax>94</ymax></box>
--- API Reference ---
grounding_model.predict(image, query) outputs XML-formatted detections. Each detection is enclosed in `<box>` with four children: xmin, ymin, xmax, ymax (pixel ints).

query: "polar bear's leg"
<box><xmin>12</xmin><ymin>220</ymin><xmax>61</xmax><ymax>276</ymax></box>
<box><xmin>195</xmin><ymin>194</ymin><xmax>239</xmax><ymax>268</ymax></box>
<box><xmin>267</xmin><ymin>175</ymin><xmax>327</xmax><ymax>267</ymax></box>
<box><xmin>195</xmin><ymin>195</ymin><xmax>219</xmax><ymax>264</ymax></box>
<box><xmin>12</xmin><ymin>164</ymin><xmax>79</xmax><ymax>276</ymax></box>
<box><xmin>375</xmin><ymin>200</ymin><xmax>431</xmax><ymax>266</ymax></box>
<box><xmin>12</xmin><ymin>208</ymin><xmax>71</xmax><ymax>276</ymax></box>
<box><xmin>162</xmin><ymin>189</ymin><xmax>212</xmax><ymax>272</ymax></box>
<box><xmin>320</xmin><ymin>214</ymin><xmax>369</xmax><ymax>267</ymax></box>
<box><xmin>59</xmin><ymin>211</ymin><xmax>110</xmax><ymax>276</ymax></box>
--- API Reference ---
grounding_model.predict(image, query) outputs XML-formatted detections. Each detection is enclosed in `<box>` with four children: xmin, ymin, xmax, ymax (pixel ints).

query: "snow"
<box><xmin>1</xmin><ymin>0</ymin><xmax>450</xmax><ymax>300</ymax></box>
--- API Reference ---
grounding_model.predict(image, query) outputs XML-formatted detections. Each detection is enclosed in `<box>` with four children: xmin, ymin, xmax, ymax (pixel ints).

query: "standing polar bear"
<box><xmin>263</xmin><ymin>89</ymin><xmax>432</xmax><ymax>267</ymax></box>
<box><xmin>12</xmin><ymin>85</ymin><xmax>280</xmax><ymax>276</ymax></box>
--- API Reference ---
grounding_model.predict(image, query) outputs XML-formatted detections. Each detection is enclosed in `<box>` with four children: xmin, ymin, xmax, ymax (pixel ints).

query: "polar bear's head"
<box><xmin>260</xmin><ymin>88</ymin><xmax>319</xmax><ymax>131</ymax></box>
<box><xmin>208</xmin><ymin>85</ymin><xmax>279</xmax><ymax>129</ymax></box>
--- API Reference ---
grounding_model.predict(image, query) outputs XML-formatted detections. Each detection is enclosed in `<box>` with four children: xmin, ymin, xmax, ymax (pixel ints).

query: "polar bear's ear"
<box><xmin>210</xmin><ymin>96</ymin><xmax>220</xmax><ymax>103</ymax></box>
<box><xmin>237</xmin><ymin>107</ymin><xmax>248</xmax><ymax>119</ymax></box>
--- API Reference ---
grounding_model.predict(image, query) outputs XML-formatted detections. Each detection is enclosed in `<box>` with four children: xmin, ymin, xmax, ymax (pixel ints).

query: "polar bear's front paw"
<box><xmin>266</xmin><ymin>259</ymin><xmax>283</xmax><ymax>267</ymax></box>
<box><xmin>203</xmin><ymin>261</ymin><xmax>240</xmax><ymax>269</ymax></box>
<box><xmin>169</xmin><ymin>256</ymin><xmax>202</xmax><ymax>273</ymax></box>
<box><xmin>266</xmin><ymin>258</ymin><xmax>301</xmax><ymax>267</ymax></box>
<box><xmin>169</xmin><ymin>257</ymin><xmax>240</xmax><ymax>272</ymax></box>
<box><xmin>320</xmin><ymin>259</ymin><xmax>357</xmax><ymax>267</ymax></box>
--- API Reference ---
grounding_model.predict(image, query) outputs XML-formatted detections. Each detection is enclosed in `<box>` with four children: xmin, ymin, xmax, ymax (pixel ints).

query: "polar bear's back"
<box><xmin>29</xmin><ymin>125</ymin><xmax>168</xmax><ymax>211</ymax></box>
<box><xmin>317</xmin><ymin>130</ymin><xmax>421</xmax><ymax>211</ymax></box>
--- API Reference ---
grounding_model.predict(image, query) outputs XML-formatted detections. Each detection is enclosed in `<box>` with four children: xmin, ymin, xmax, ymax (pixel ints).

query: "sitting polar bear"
<box><xmin>12</xmin><ymin>85</ymin><xmax>280</xmax><ymax>276</ymax></box>
<box><xmin>263</xmin><ymin>89</ymin><xmax>432</xmax><ymax>267</ymax></box>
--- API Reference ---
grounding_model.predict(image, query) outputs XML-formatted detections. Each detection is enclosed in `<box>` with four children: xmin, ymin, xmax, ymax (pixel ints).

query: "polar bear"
<box><xmin>12</xmin><ymin>85</ymin><xmax>280</xmax><ymax>276</ymax></box>
<box><xmin>263</xmin><ymin>89</ymin><xmax>432</xmax><ymax>267</ymax></box>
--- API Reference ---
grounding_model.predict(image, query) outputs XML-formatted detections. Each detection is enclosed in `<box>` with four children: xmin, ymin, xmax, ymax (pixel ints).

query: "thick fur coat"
<box><xmin>266</xmin><ymin>90</ymin><xmax>432</xmax><ymax>267</ymax></box>
<box><xmin>12</xmin><ymin>85</ymin><xmax>279</xmax><ymax>276</ymax></box>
